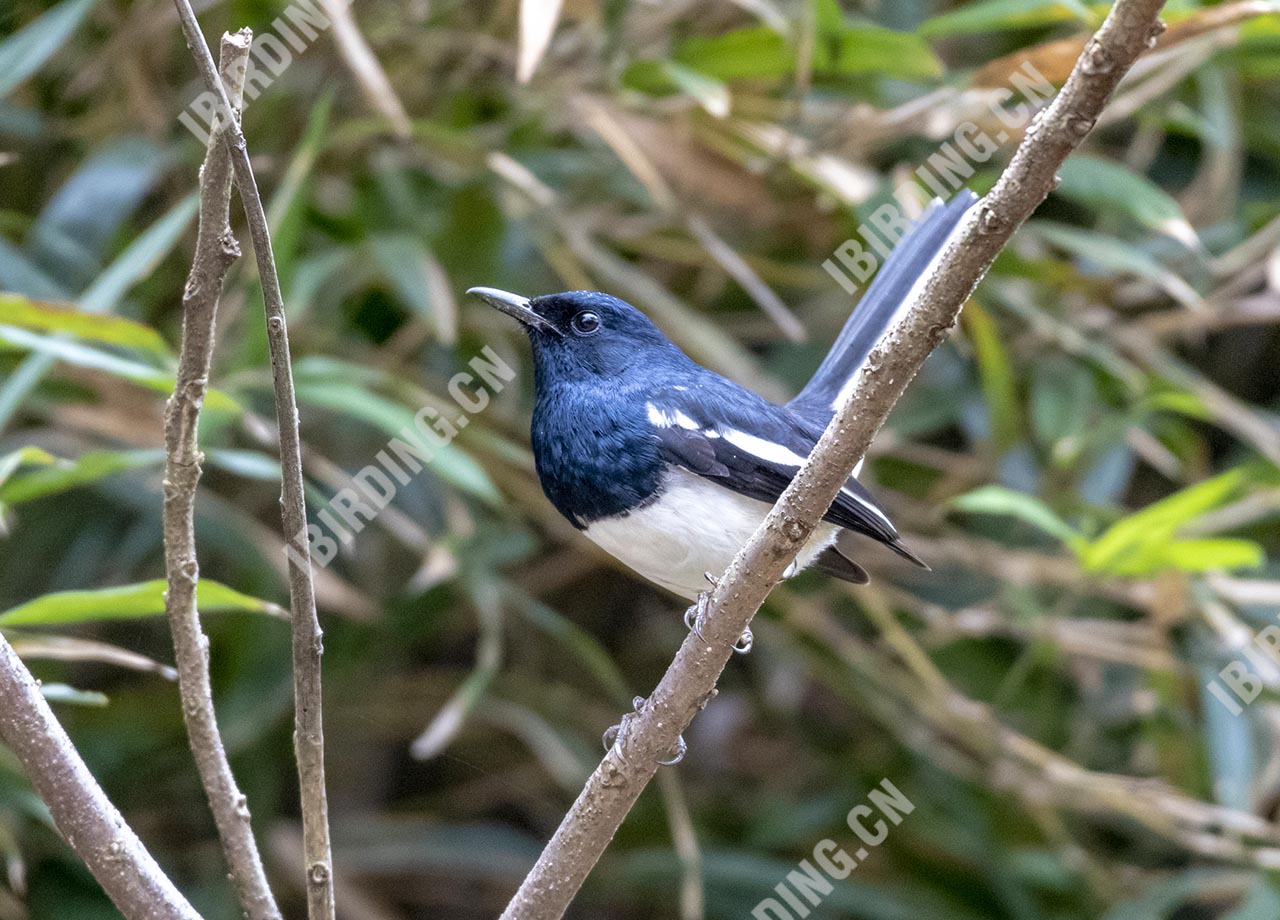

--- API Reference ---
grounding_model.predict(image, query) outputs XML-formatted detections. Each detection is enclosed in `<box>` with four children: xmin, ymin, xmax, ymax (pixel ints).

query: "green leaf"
<box><xmin>1034</xmin><ymin>222</ymin><xmax>1204</xmax><ymax>311</ymax></box>
<box><xmin>0</xmin><ymin>580</ymin><xmax>285</xmax><ymax>627</ymax></box>
<box><xmin>818</xmin><ymin>26</ymin><xmax>943</xmax><ymax>79</ymax></box>
<box><xmin>0</xmin><ymin>446</ymin><xmax>57</xmax><ymax>491</ymax></box>
<box><xmin>1156</xmin><ymin>538</ymin><xmax>1264</xmax><ymax>573</ymax></box>
<box><xmin>0</xmin><ymin>326</ymin><xmax>239</xmax><ymax>413</ymax></box>
<box><xmin>1080</xmin><ymin>469</ymin><xmax>1252</xmax><ymax>573</ymax></box>
<box><xmin>919</xmin><ymin>0</ymin><xmax>1092</xmax><ymax>37</ymax></box>
<box><xmin>1147</xmin><ymin>388</ymin><xmax>1212</xmax><ymax>421</ymax></box>
<box><xmin>1056</xmin><ymin>156</ymin><xmax>1199</xmax><ymax>248</ymax></box>
<box><xmin>78</xmin><ymin>194</ymin><xmax>199</xmax><ymax>316</ymax></box>
<box><xmin>1030</xmin><ymin>356</ymin><xmax>1095</xmax><ymax>463</ymax></box>
<box><xmin>675</xmin><ymin>23</ymin><xmax>940</xmax><ymax>82</ymax></box>
<box><xmin>963</xmin><ymin>301</ymin><xmax>1019</xmax><ymax>449</ymax></box>
<box><xmin>368</xmin><ymin>235</ymin><xmax>458</xmax><ymax>344</ymax></box>
<box><xmin>0</xmin><ymin>449</ymin><xmax>163</xmax><ymax>505</ymax></box>
<box><xmin>0</xmin><ymin>292</ymin><xmax>171</xmax><ymax>357</ymax></box>
<box><xmin>661</xmin><ymin>61</ymin><xmax>731</xmax><ymax>117</ymax></box>
<box><xmin>674</xmin><ymin>27</ymin><xmax>793</xmax><ymax>81</ymax></box>
<box><xmin>0</xmin><ymin>195</ymin><xmax>198</xmax><ymax>428</ymax></box>
<box><xmin>951</xmin><ymin>485</ymin><xmax>1084</xmax><ymax>548</ymax></box>
<box><xmin>0</xmin><ymin>0</ymin><xmax>98</xmax><ymax>98</ymax></box>
<box><xmin>38</xmin><ymin>684</ymin><xmax>109</xmax><ymax>707</ymax></box>
<box><xmin>622</xmin><ymin>59</ymin><xmax>732</xmax><ymax>117</ymax></box>
<box><xmin>295</xmin><ymin>381</ymin><xmax>501</xmax><ymax>504</ymax></box>
<box><xmin>269</xmin><ymin>90</ymin><xmax>335</xmax><ymax>288</ymax></box>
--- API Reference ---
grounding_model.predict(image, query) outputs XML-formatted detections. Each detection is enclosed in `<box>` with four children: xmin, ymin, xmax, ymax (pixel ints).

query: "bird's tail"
<box><xmin>788</xmin><ymin>191</ymin><xmax>979</xmax><ymax>423</ymax></box>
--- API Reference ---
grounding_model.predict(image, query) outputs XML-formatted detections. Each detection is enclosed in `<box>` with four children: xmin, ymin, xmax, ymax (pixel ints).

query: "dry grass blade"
<box><xmin>518</xmin><ymin>0</ymin><xmax>566</xmax><ymax>84</ymax></box>
<box><xmin>316</xmin><ymin>0</ymin><xmax>410</xmax><ymax>136</ymax></box>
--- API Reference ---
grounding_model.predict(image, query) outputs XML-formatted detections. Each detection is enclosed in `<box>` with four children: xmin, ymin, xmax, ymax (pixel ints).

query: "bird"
<box><xmin>469</xmin><ymin>192</ymin><xmax>977</xmax><ymax>601</ymax></box>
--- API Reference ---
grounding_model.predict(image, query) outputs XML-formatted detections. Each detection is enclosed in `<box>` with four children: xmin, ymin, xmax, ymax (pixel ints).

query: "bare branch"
<box><xmin>0</xmin><ymin>636</ymin><xmax>202</xmax><ymax>920</ymax></box>
<box><xmin>498</xmin><ymin>1</ymin><xmax>1170</xmax><ymax>917</ymax></box>
<box><xmin>168</xmin><ymin>6</ymin><xmax>336</xmax><ymax>918</ymax></box>
<box><xmin>161</xmin><ymin>29</ymin><xmax>283</xmax><ymax>920</ymax></box>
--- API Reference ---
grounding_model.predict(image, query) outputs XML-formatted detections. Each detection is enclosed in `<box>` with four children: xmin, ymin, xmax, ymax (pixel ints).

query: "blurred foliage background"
<box><xmin>2</xmin><ymin>0</ymin><xmax>1280</xmax><ymax>917</ymax></box>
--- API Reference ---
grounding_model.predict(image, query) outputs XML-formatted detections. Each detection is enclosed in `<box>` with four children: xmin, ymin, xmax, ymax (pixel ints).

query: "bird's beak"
<box><xmin>467</xmin><ymin>287</ymin><xmax>562</xmax><ymax>336</ymax></box>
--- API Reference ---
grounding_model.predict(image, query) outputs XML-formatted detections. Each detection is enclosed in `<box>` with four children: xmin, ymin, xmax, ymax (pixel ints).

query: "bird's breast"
<box><xmin>530</xmin><ymin>387</ymin><xmax>664</xmax><ymax>526</ymax></box>
<box><xmin>582</xmin><ymin>468</ymin><xmax>839</xmax><ymax>599</ymax></box>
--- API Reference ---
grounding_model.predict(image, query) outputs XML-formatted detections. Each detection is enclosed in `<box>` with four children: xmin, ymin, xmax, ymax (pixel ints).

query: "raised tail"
<box><xmin>788</xmin><ymin>191</ymin><xmax>979</xmax><ymax>424</ymax></box>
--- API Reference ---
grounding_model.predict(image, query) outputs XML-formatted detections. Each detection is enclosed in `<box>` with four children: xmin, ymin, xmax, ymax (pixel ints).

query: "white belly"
<box><xmin>583</xmin><ymin>468</ymin><xmax>839</xmax><ymax>600</ymax></box>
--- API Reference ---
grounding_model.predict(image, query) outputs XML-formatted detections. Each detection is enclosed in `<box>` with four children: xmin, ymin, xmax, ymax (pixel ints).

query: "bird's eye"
<box><xmin>571</xmin><ymin>311</ymin><xmax>602</xmax><ymax>336</ymax></box>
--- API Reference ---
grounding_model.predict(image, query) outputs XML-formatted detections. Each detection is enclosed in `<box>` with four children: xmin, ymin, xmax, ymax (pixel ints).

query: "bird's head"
<box><xmin>468</xmin><ymin>288</ymin><xmax>681</xmax><ymax>382</ymax></box>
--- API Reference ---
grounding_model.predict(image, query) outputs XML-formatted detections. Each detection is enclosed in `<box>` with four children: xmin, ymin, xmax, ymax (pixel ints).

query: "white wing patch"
<box><xmin>721</xmin><ymin>429</ymin><xmax>808</xmax><ymax>467</ymax></box>
<box><xmin>646</xmin><ymin>403</ymin><xmax>702</xmax><ymax>431</ymax></box>
<box><xmin>646</xmin><ymin>400</ymin><xmax>894</xmax><ymax>531</ymax></box>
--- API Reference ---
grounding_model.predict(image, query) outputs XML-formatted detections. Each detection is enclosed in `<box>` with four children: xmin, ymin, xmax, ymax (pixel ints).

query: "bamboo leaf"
<box><xmin>1056</xmin><ymin>156</ymin><xmax>1200</xmax><ymax>248</ymax></box>
<box><xmin>919</xmin><ymin>0</ymin><xmax>1092</xmax><ymax>37</ymax></box>
<box><xmin>0</xmin><ymin>580</ymin><xmax>285</xmax><ymax>627</ymax></box>
<box><xmin>0</xmin><ymin>292</ymin><xmax>171</xmax><ymax>357</ymax></box>
<box><xmin>951</xmin><ymin>485</ymin><xmax>1085</xmax><ymax>548</ymax></box>
<box><xmin>676</xmin><ymin>23</ymin><xmax>940</xmax><ymax>82</ymax></box>
<box><xmin>0</xmin><ymin>449</ymin><xmax>163</xmax><ymax>505</ymax></box>
<box><xmin>0</xmin><ymin>0</ymin><xmax>98</xmax><ymax>98</ymax></box>
<box><xmin>295</xmin><ymin>380</ymin><xmax>501</xmax><ymax>503</ymax></box>
<box><xmin>1081</xmin><ymin>469</ymin><xmax>1252</xmax><ymax>573</ymax></box>
<box><xmin>963</xmin><ymin>300</ymin><xmax>1019</xmax><ymax>450</ymax></box>
<box><xmin>1034</xmin><ymin>222</ymin><xmax>1204</xmax><ymax>311</ymax></box>
<box><xmin>0</xmin><ymin>326</ymin><xmax>240</xmax><ymax>413</ymax></box>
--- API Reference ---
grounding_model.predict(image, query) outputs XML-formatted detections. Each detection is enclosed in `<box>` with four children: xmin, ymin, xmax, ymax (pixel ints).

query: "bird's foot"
<box><xmin>685</xmin><ymin>594</ymin><xmax>751</xmax><ymax>654</ymax></box>
<box><xmin>658</xmin><ymin>733</ymin><xmax>688</xmax><ymax>766</ymax></box>
<box><xmin>684</xmin><ymin>592</ymin><xmax>711</xmax><ymax>643</ymax></box>
<box><xmin>602</xmin><ymin>696</ymin><xmax>686</xmax><ymax>766</ymax></box>
<box><xmin>703</xmin><ymin>570</ymin><xmax>720</xmax><ymax>588</ymax></box>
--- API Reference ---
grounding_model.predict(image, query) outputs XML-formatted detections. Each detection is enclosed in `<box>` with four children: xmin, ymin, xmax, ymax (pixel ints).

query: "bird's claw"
<box><xmin>602</xmin><ymin>696</ymin><xmax>687</xmax><ymax>766</ymax></box>
<box><xmin>601</xmin><ymin>721</ymin><xmax>621</xmax><ymax>752</ymax></box>
<box><xmin>658</xmin><ymin>733</ymin><xmax>687</xmax><ymax>766</ymax></box>
<box><xmin>684</xmin><ymin>592</ymin><xmax>711</xmax><ymax>643</ymax></box>
<box><xmin>686</xmin><ymin>595</ymin><xmax>751</xmax><ymax>653</ymax></box>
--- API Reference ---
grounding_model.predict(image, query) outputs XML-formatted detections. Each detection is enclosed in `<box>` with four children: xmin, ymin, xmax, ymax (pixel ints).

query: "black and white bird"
<box><xmin>470</xmin><ymin>192</ymin><xmax>976</xmax><ymax>600</ymax></box>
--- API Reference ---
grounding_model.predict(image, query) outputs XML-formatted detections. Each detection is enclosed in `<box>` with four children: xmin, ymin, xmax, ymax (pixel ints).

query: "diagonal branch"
<box><xmin>498</xmin><ymin>0</ymin><xmax>1170</xmax><ymax>917</ymax></box>
<box><xmin>162</xmin><ymin>29</ymin><xmax>283</xmax><ymax>920</ymax></box>
<box><xmin>169</xmin><ymin>6</ymin><xmax>336</xmax><ymax>918</ymax></box>
<box><xmin>0</xmin><ymin>636</ymin><xmax>203</xmax><ymax>920</ymax></box>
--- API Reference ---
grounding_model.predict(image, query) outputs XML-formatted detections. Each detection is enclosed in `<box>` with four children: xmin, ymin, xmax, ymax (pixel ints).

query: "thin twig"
<box><xmin>498</xmin><ymin>1</ymin><xmax>1169</xmax><ymax>917</ymax></box>
<box><xmin>0</xmin><ymin>635</ymin><xmax>203</xmax><ymax>920</ymax></box>
<box><xmin>161</xmin><ymin>29</ymin><xmax>283</xmax><ymax>920</ymax></box>
<box><xmin>169</xmin><ymin>6</ymin><xmax>336</xmax><ymax>918</ymax></box>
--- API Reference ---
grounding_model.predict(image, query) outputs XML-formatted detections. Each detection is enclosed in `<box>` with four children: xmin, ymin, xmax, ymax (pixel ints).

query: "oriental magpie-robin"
<box><xmin>470</xmin><ymin>192</ymin><xmax>977</xmax><ymax>599</ymax></box>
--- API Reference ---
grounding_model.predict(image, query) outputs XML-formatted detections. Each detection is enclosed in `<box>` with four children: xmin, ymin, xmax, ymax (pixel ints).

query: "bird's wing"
<box><xmin>788</xmin><ymin>192</ymin><xmax>979</xmax><ymax>427</ymax></box>
<box><xmin>645</xmin><ymin>395</ymin><xmax>924</xmax><ymax>565</ymax></box>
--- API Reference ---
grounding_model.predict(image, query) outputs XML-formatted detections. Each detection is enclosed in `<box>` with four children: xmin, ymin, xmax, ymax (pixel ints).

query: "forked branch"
<box><xmin>162</xmin><ymin>28</ymin><xmax>283</xmax><ymax>920</ymax></box>
<box><xmin>169</xmin><ymin>6</ymin><xmax>336</xmax><ymax>917</ymax></box>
